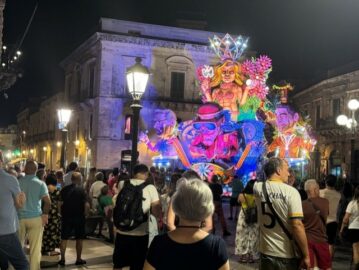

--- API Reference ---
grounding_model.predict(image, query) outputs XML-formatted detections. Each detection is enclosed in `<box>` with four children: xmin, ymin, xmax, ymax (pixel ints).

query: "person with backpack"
<box><xmin>112</xmin><ymin>164</ymin><xmax>161</xmax><ymax>270</ymax></box>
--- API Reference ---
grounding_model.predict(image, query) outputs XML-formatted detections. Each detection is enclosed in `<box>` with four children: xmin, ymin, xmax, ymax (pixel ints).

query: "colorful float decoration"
<box><xmin>267</xmin><ymin>82</ymin><xmax>316</xmax><ymax>175</ymax></box>
<box><xmin>140</xmin><ymin>34</ymin><xmax>315</xmax><ymax>183</ymax></box>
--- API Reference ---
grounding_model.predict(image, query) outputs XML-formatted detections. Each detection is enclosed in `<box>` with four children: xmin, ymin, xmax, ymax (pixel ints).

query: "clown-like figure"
<box><xmin>268</xmin><ymin>104</ymin><xmax>315</xmax><ymax>158</ymax></box>
<box><xmin>189</xmin><ymin>103</ymin><xmax>239</xmax><ymax>161</ymax></box>
<box><xmin>139</xmin><ymin>109</ymin><xmax>177</xmax><ymax>157</ymax></box>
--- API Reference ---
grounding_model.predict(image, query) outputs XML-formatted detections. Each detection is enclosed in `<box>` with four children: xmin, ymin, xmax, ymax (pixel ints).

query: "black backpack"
<box><xmin>113</xmin><ymin>180</ymin><xmax>149</xmax><ymax>231</ymax></box>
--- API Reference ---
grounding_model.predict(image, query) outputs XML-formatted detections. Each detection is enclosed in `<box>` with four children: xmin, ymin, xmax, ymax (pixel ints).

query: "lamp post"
<box><xmin>336</xmin><ymin>98</ymin><xmax>359</xmax><ymax>183</ymax></box>
<box><xmin>57</xmin><ymin>109</ymin><xmax>72</xmax><ymax>170</ymax></box>
<box><xmin>126</xmin><ymin>57</ymin><xmax>149</xmax><ymax>175</ymax></box>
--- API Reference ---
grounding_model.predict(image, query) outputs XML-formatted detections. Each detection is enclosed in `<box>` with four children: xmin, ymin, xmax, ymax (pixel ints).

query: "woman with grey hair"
<box><xmin>144</xmin><ymin>179</ymin><xmax>230</xmax><ymax>270</ymax></box>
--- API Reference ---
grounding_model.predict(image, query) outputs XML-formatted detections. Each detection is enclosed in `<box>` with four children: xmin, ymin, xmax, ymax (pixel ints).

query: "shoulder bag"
<box><xmin>262</xmin><ymin>181</ymin><xmax>302</xmax><ymax>258</ymax></box>
<box><xmin>243</xmin><ymin>193</ymin><xmax>258</xmax><ymax>225</ymax></box>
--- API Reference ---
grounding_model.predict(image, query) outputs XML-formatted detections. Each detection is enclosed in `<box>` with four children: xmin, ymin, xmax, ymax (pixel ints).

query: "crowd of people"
<box><xmin>0</xmin><ymin>153</ymin><xmax>358</xmax><ymax>270</ymax></box>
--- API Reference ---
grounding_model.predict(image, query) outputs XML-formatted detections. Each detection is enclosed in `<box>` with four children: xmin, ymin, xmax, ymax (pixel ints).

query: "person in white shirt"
<box><xmin>63</xmin><ymin>162</ymin><xmax>78</xmax><ymax>186</ymax></box>
<box><xmin>112</xmin><ymin>164</ymin><xmax>161</xmax><ymax>270</ymax></box>
<box><xmin>89</xmin><ymin>172</ymin><xmax>106</xmax><ymax>211</ymax></box>
<box><xmin>254</xmin><ymin>157</ymin><xmax>310</xmax><ymax>270</ymax></box>
<box><xmin>319</xmin><ymin>174</ymin><xmax>341</xmax><ymax>257</ymax></box>
<box><xmin>340</xmin><ymin>186</ymin><xmax>359</xmax><ymax>270</ymax></box>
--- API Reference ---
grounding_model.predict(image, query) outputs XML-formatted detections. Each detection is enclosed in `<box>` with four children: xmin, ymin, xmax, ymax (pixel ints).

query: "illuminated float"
<box><xmin>140</xmin><ymin>34</ymin><xmax>315</xmax><ymax>183</ymax></box>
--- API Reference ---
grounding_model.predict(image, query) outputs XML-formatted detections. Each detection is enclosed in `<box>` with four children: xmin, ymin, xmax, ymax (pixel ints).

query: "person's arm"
<box><xmin>218</xmin><ymin>261</ymin><xmax>230</xmax><ymax>270</ymax></box>
<box><xmin>290</xmin><ymin>219</ymin><xmax>310</xmax><ymax>269</ymax></box>
<box><xmin>41</xmin><ymin>195</ymin><xmax>51</xmax><ymax>226</ymax></box>
<box><xmin>166</xmin><ymin>200</ymin><xmax>176</xmax><ymax>231</ymax></box>
<box><xmin>151</xmin><ymin>200</ymin><xmax>162</xmax><ymax>220</ymax></box>
<box><xmin>14</xmin><ymin>191</ymin><xmax>26</xmax><ymax>209</ymax></box>
<box><xmin>143</xmin><ymin>260</ymin><xmax>156</xmax><ymax>270</ymax></box>
<box><xmin>340</xmin><ymin>212</ymin><xmax>351</xmax><ymax>233</ymax></box>
<box><xmin>238</xmin><ymin>193</ymin><xmax>245</xmax><ymax>204</ymax></box>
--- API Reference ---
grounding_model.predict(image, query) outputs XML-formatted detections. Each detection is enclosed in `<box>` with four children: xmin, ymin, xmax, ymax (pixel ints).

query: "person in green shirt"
<box><xmin>97</xmin><ymin>185</ymin><xmax>114</xmax><ymax>242</ymax></box>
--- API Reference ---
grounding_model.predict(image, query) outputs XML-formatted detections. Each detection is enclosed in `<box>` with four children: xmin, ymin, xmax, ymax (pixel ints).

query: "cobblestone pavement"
<box><xmin>41</xmin><ymin>201</ymin><xmax>352</xmax><ymax>269</ymax></box>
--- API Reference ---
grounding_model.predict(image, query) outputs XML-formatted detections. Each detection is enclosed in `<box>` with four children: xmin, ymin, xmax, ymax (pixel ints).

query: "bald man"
<box><xmin>302</xmin><ymin>180</ymin><xmax>331</xmax><ymax>270</ymax></box>
<box><xmin>18</xmin><ymin>160</ymin><xmax>51</xmax><ymax>270</ymax></box>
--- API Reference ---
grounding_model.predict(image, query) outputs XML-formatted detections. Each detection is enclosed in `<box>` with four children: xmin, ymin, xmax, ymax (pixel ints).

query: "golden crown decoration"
<box><xmin>209</xmin><ymin>33</ymin><xmax>249</xmax><ymax>61</ymax></box>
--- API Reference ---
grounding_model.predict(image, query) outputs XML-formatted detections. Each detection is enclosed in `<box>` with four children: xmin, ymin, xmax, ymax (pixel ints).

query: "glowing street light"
<box><xmin>57</xmin><ymin>108</ymin><xmax>72</xmax><ymax>169</ymax></box>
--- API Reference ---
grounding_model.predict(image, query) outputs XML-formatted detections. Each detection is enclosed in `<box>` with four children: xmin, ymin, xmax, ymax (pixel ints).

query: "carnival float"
<box><xmin>140</xmin><ymin>34</ymin><xmax>316</xmax><ymax>185</ymax></box>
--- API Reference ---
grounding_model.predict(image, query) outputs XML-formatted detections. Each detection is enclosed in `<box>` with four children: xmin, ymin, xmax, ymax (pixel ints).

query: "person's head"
<box><xmin>325</xmin><ymin>174</ymin><xmax>337</xmax><ymax>188</ymax></box>
<box><xmin>168</xmin><ymin>173</ymin><xmax>182</xmax><ymax>197</ymax></box>
<box><xmin>182</xmin><ymin>169</ymin><xmax>200</xmax><ymax>181</ymax></box>
<box><xmin>243</xmin><ymin>180</ymin><xmax>256</xmax><ymax>194</ymax></box>
<box><xmin>71</xmin><ymin>172</ymin><xmax>82</xmax><ymax>185</ymax></box>
<box><xmin>68</xmin><ymin>161</ymin><xmax>78</xmax><ymax>172</ymax></box>
<box><xmin>304</xmin><ymin>179</ymin><xmax>320</xmax><ymax>198</ymax></box>
<box><xmin>172</xmin><ymin>179</ymin><xmax>214</xmax><ymax>222</ymax></box>
<box><xmin>112</xmin><ymin>167</ymin><xmax>119</xmax><ymax>178</ymax></box>
<box><xmin>211</xmin><ymin>174</ymin><xmax>221</xmax><ymax>184</ymax></box>
<box><xmin>37</xmin><ymin>162</ymin><xmax>46</xmax><ymax>170</ymax></box>
<box><xmin>24</xmin><ymin>160</ymin><xmax>38</xmax><ymax>175</ymax></box>
<box><xmin>55</xmin><ymin>170</ymin><xmax>64</xmax><ymax>180</ymax></box>
<box><xmin>36</xmin><ymin>169</ymin><xmax>46</xmax><ymax>181</ymax></box>
<box><xmin>133</xmin><ymin>164</ymin><xmax>149</xmax><ymax>180</ymax></box>
<box><xmin>95</xmin><ymin>172</ymin><xmax>104</xmax><ymax>182</ymax></box>
<box><xmin>264</xmin><ymin>157</ymin><xmax>289</xmax><ymax>183</ymax></box>
<box><xmin>45</xmin><ymin>173</ymin><xmax>58</xmax><ymax>192</ymax></box>
<box><xmin>288</xmin><ymin>168</ymin><xmax>296</xmax><ymax>186</ymax></box>
<box><xmin>89</xmin><ymin>167</ymin><xmax>97</xmax><ymax>177</ymax></box>
<box><xmin>100</xmin><ymin>185</ymin><xmax>109</xmax><ymax>196</ymax></box>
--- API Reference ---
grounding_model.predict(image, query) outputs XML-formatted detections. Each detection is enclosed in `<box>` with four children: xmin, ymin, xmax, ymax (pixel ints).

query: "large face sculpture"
<box><xmin>275</xmin><ymin>106</ymin><xmax>299</xmax><ymax>132</ymax></box>
<box><xmin>221</xmin><ymin>63</ymin><xmax>236</xmax><ymax>84</ymax></box>
<box><xmin>193</xmin><ymin>121</ymin><xmax>221</xmax><ymax>146</ymax></box>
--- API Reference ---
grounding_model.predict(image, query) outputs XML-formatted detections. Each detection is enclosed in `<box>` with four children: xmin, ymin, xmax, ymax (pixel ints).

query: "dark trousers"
<box><xmin>212</xmin><ymin>201</ymin><xmax>228</xmax><ymax>232</ymax></box>
<box><xmin>0</xmin><ymin>233</ymin><xmax>29</xmax><ymax>270</ymax></box>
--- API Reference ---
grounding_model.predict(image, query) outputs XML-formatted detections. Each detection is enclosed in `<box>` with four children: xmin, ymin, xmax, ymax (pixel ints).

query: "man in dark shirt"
<box><xmin>302</xmin><ymin>179</ymin><xmax>331</xmax><ymax>270</ymax></box>
<box><xmin>58</xmin><ymin>172</ymin><xmax>89</xmax><ymax>266</ymax></box>
<box><xmin>209</xmin><ymin>175</ymin><xmax>230</xmax><ymax>236</ymax></box>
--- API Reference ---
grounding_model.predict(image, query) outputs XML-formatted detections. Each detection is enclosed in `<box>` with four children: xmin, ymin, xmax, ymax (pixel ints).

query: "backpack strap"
<box><xmin>262</xmin><ymin>181</ymin><xmax>293</xmax><ymax>240</ymax></box>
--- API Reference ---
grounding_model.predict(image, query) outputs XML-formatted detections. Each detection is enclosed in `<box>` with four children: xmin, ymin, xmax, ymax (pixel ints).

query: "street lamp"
<box><xmin>126</xmin><ymin>57</ymin><xmax>150</xmax><ymax>175</ymax></box>
<box><xmin>57</xmin><ymin>108</ymin><xmax>72</xmax><ymax>170</ymax></box>
<box><xmin>336</xmin><ymin>98</ymin><xmax>359</xmax><ymax>182</ymax></box>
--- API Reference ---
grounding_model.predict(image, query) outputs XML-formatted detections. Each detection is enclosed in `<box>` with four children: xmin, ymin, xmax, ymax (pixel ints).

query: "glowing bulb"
<box><xmin>1</xmin><ymin>63</ymin><xmax>5</xmax><ymax>67</ymax></box>
<box><xmin>75</xmin><ymin>140</ymin><xmax>80</xmax><ymax>146</ymax></box>
<box><xmin>225</xmin><ymin>39</ymin><xmax>231</xmax><ymax>45</ymax></box>
<box><xmin>56</xmin><ymin>141</ymin><xmax>62</xmax><ymax>147</ymax></box>
<box><xmin>336</xmin><ymin>114</ymin><xmax>348</xmax><ymax>126</ymax></box>
<box><xmin>246</xmin><ymin>79</ymin><xmax>253</xmax><ymax>86</ymax></box>
<box><xmin>30</xmin><ymin>149</ymin><xmax>34</xmax><ymax>154</ymax></box>
<box><xmin>13</xmin><ymin>56</ymin><xmax>17</xmax><ymax>60</ymax></box>
<box><xmin>43</xmin><ymin>147</ymin><xmax>47</xmax><ymax>151</ymax></box>
<box><xmin>2</xmin><ymin>46</ymin><xmax>6</xmax><ymax>50</ymax></box>
<box><xmin>243</xmin><ymin>43</ymin><xmax>247</xmax><ymax>48</ymax></box>
<box><xmin>16</xmin><ymin>51</ymin><xmax>22</xmax><ymax>56</ymax></box>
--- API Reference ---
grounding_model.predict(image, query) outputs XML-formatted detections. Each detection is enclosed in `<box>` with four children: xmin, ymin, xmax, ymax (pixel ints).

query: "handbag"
<box><xmin>262</xmin><ymin>181</ymin><xmax>302</xmax><ymax>258</ymax></box>
<box><xmin>243</xmin><ymin>194</ymin><xmax>258</xmax><ymax>224</ymax></box>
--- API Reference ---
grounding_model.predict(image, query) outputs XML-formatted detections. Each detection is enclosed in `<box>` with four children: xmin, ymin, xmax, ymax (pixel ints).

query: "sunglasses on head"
<box><xmin>193</xmin><ymin>122</ymin><xmax>217</xmax><ymax>131</ymax></box>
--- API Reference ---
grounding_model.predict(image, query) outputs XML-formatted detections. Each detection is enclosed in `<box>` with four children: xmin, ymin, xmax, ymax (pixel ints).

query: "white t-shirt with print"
<box><xmin>319</xmin><ymin>188</ymin><xmax>341</xmax><ymax>223</ymax></box>
<box><xmin>254</xmin><ymin>180</ymin><xmax>303</xmax><ymax>259</ymax></box>
<box><xmin>346</xmin><ymin>200</ymin><xmax>359</xmax><ymax>229</ymax></box>
<box><xmin>114</xmin><ymin>179</ymin><xmax>159</xmax><ymax>236</ymax></box>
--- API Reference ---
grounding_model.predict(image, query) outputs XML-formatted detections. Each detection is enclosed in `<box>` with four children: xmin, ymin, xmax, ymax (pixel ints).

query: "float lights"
<box><xmin>16</xmin><ymin>51</ymin><xmax>22</xmax><ymax>56</ymax></box>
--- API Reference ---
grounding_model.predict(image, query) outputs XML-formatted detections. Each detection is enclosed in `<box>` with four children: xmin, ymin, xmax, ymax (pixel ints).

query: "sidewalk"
<box><xmin>41</xmin><ymin>201</ymin><xmax>352</xmax><ymax>269</ymax></box>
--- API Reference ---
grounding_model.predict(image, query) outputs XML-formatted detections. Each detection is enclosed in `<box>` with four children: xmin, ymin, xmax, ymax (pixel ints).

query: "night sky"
<box><xmin>2</xmin><ymin>0</ymin><xmax>359</xmax><ymax>126</ymax></box>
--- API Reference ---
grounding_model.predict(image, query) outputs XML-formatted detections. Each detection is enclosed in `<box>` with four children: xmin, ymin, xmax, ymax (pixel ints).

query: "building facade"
<box><xmin>292</xmin><ymin>67</ymin><xmax>359</xmax><ymax>182</ymax></box>
<box><xmin>17</xmin><ymin>18</ymin><xmax>247</xmax><ymax>172</ymax></box>
<box><xmin>0</xmin><ymin>124</ymin><xmax>17</xmax><ymax>159</ymax></box>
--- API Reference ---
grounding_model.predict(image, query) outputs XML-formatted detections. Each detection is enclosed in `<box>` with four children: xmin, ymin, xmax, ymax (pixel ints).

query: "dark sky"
<box><xmin>2</xmin><ymin>0</ymin><xmax>359</xmax><ymax>126</ymax></box>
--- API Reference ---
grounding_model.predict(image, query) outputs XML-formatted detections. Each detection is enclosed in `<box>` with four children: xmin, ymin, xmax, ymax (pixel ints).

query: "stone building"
<box><xmin>292</xmin><ymin>63</ymin><xmax>359</xmax><ymax>182</ymax></box>
<box><xmin>0</xmin><ymin>124</ymin><xmax>17</xmax><ymax>155</ymax></box>
<box><xmin>18</xmin><ymin>18</ymin><xmax>248</xmax><ymax>172</ymax></box>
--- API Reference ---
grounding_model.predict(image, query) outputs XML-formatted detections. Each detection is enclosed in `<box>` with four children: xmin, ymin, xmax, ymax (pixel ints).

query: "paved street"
<box><xmin>40</xmin><ymin>202</ymin><xmax>352</xmax><ymax>270</ymax></box>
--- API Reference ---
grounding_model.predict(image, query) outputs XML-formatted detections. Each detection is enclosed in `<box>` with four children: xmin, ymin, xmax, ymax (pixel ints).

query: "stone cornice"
<box><xmin>98</xmin><ymin>32</ymin><xmax>215</xmax><ymax>54</ymax></box>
